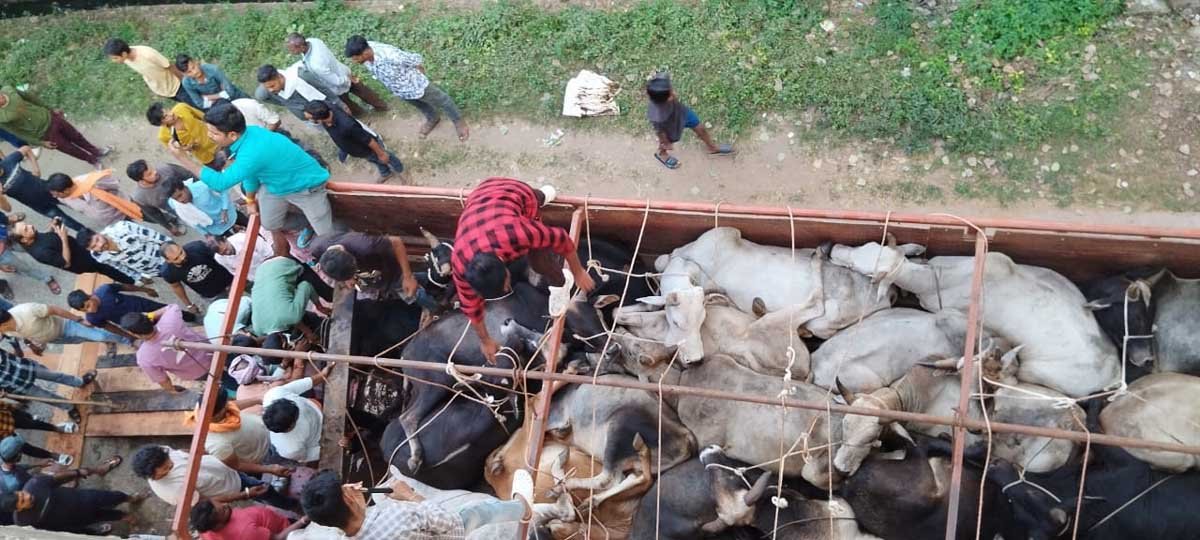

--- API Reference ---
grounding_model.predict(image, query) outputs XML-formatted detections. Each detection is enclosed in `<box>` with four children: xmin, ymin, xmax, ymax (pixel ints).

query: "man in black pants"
<box><xmin>6</xmin><ymin>220</ymin><xmax>132</xmax><ymax>284</ymax></box>
<box><xmin>0</xmin><ymin>147</ymin><xmax>86</xmax><ymax>232</ymax></box>
<box><xmin>0</xmin><ymin>461</ymin><xmax>148</xmax><ymax>533</ymax></box>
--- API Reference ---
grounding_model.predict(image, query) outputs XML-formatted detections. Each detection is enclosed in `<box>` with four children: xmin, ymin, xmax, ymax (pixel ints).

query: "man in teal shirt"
<box><xmin>250</xmin><ymin>256</ymin><xmax>332</xmax><ymax>340</ymax></box>
<box><xmin>164</xmin><ymin>102</ymin><xmax>333</xmax><ymax>252</ymax></box>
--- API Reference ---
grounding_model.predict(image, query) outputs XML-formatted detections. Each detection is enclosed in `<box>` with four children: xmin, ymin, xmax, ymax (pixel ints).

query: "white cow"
<box><xmin>1100</xmin><ymin>373</ymin><xmax>1200</xmax><ymax>472</ymax></box>
<box><xmin>613</xmin><ymin>293</ymin><xmax>810</xmax><ymax>378</ymax></box>
<box><xmin>828</xmin><ymin>239</ymin><xmax>1120</xmax><ymax>397</ymax></box>
<box><xmin>653</xmin><ymin>227</ymin><xmax>893</xmax><ymax>361</ymax></box>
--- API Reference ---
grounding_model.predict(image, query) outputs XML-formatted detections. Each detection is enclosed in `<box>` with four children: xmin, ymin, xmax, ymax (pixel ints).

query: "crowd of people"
<box><xmin>0</xmin><ymin>27</ymin><xmax>670</xmax><ymax>537</ymax></box>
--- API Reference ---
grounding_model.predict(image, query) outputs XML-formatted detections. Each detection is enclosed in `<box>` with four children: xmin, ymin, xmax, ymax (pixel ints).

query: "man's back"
<box><xmin>199</xmin><ymin>126</ymin><xmax>328</xmax><ymax>196</ymax></box>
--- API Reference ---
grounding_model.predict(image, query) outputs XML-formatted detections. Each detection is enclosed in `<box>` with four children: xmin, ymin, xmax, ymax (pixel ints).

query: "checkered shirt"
<box><xmin>351</xmin><ymin>499</ymin><xmax>467</xmax><ymax>540</ymax></box>
<box><xmin>0</xmin><ymin>349</ymin><xmax>36</xmax><ymax>393</ymax></box>
<box><xmin>363</xmin><ymin>41</ymin><xmax>430</xmax><ymax>100</ymax></box>
<box><xmin>91</xmin><ymin>220</ymin><xmax>171</xmax><ymax>281</ymax></box>
<box><xmin>450</xmin><ymin>178</ymin><xmax>575</xmax><ymax>323</ymax></box>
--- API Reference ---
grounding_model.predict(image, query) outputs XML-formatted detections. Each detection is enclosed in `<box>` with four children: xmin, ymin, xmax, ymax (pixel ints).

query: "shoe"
<box><xmin>56</xmin><ymin>422</ymin><xmax>78</xmax><ymax>434</ymax></box>
<box><xmin>97</xmin><ymin>146</ymin><xmax>113</xmax><ymax>158</ymax></box>
<box><xmin>68</xmin><ymin>407</ymin><xmax>82</xmax><ymax>423</ymax></box>
<box><xmin>510</xmin><ymin>468</ymin><xmax>534</xmax><ymax>503</ymax></box>
<box><xmin>0</xmin><ymin>280</ymin><xmax>13</xmax><ymax>301</ymax></box>
<box><xmin>539</xmin><ymin>185</ymin><xmax>557</xmax><ymax>206</ymax></box>
<box><xmin>57</xmin><ymin>454</ymin><xmax>73</xmax><ymax>466</ymax></box>
<box><xmin>297</xmin><ymin>228</ymin><xmax>315</xmax><ymax>249</ymax></box>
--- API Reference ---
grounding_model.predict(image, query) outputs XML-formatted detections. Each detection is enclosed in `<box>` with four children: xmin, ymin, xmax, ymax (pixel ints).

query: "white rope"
<box><xmin>1087</xmin><ymin>473</ymin><xmax>1176</xmax><ymax>532</ymax></box>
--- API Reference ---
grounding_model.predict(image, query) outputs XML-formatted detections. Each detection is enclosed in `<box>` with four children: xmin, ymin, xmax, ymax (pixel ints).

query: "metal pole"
<box><xmin>170</xmin><ymin>215</ymin><xmax>259</xmax><ymax>538</ymax></box>
<box><xmin>945</xmin><ymin>233</ymin><xmax>989</xmax><ymax>540</ymax></box>
<box><xmin>168</xmin><ymin>339</ymin><xmax>1200</xmax><ymax>457</ymax></box>
<box><xmin>514</xmin><ymin>208</ymin><xmax>583</xmax><ymax>540</ymax></box>
<box><xmin>327</xmin><ymin>182</ymin><xmax>1200</xmax><ymax>241</ymax></box>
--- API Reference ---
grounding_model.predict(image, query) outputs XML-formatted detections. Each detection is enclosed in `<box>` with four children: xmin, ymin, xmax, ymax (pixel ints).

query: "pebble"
<box><xmin>813</xmin><ymin>159</ymin><xmax>823</xmax><ymax>169</ymax></box>
<box><xmin>1041</xmin><ymin>144</ymin><xmax>1052</xmax><ymax>153</ymax></box>
<box><xmin>984</xmin><ymin>158</ymin><xmax>996</xmax><ymax>168</ymax></box>
<box><xmin>777</xmin><ymin>152</ymin><xmax>787</xmax><ymax>162</ymax></box>
<box><xmin>848</xmin><ymin>155</ymin><xmax>860</xmax><ymax>166</ymax></box>
<box><xmin>821</xmin><ymin>19</ymin><xmax>837</xmax><ymax>32</ymax></box>
<box><xmin>1180</xmin><ymin>144</ymin><xmax>1192</xmax><ymax>156</ymax></box>
<box><xmin>690</xmin><ymin>186</ymin><xmax>701</xmax><ymax>196</ymax></box>
<box><xmin>759</xmin><ymin>132</ymin><xmax>771</xmax><ymax>142</ymax></box>
<box><xmin>1051</xmin><ymin>162</ymin><xmax>1061</xmax><ymax>172</ymax></box>
<box><xmin>962</xmin><ymin>169</ymin><xmax>975</xmax><ymax>178</ymax></box>
<box><xmin>1185</xmin><ymin>182</ymin><xmax>1196</xmax><ymax>197</ymax></box>
<box><xmin>1123</xmin><ymin>206</ymin><xmax>1133</xmax><ymax>214</ymax></box>
<box><xmin>1188</xmin><ymin>169</ymin><xmax>1199</xmax><ymax>176</ymax></box>
<box><xmin>941</xmin><ymin>156</ymin><xmax>950</xmax><ymax>165</ymax></box>
<box><xmin>966</xmin><ymin>157</ymin><xmax>978</xmax><ymax>167</ymax></box>
<box><xmin>855</xmin><ymin>178</ymin><xmax>867</xmax><ymax>186</ymax></box>
<box><xmin>1070</xmin><ymin>144</ymin><xmax>1079</xmax><ymax>153</ymax></box>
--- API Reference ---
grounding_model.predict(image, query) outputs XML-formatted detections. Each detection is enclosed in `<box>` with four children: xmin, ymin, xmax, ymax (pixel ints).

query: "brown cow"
<box><xmin>485</xmin><ymin>424</ymin><xmax>653</xmax><ymax>540</ymax></box>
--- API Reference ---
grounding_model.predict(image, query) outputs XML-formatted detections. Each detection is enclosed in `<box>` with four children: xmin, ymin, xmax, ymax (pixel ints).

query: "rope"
<box><xmin>654</xmin><ymin>348</ymin><xmax>682</xmax><ymax>540</ymax></box>
<box><xmin>1087</xmin><ymin>473</ymin><xmax>1176</xmax><ymax>532</ymax></box>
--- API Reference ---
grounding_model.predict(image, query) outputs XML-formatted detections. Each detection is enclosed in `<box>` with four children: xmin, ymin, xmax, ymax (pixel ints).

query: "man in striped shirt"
<box><xmin>449</xmin><ymin>178</ymin><xmax>594</xmax><ymax>362</ymax></box>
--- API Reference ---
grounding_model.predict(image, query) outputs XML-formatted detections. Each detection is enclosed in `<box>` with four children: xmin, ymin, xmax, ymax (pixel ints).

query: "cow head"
<box><xmin>829</xmin><ymin>235</ymin><xmax>926</xmax><ymax>300</ymax></box>
<box><xmin>636</xmin><ymin>287</ymin><xmax>707</xmax><ymax>362</ymax></box>
<box><xmin>420</xmin><ymin>228</ymin><xmax>454</xmax><ymax>285</ymax></box>
<box><xmin>1082</xmin><ymin>269</ymin><xmax>1162</xmax><ymax>368</ymax></box>
<box><xmin>700</xmin><ymin>445</ymin><xmax>773</xmax><ymax>530</ymax></box>
<box><xmin>986</xmin><ymin>460</ymin><xmax>1075</xmax><ymax>540</ymax></box>
<box><xmin>834</xmin><ymin>381</ymin><xmax>901</xmax><ymax>475</ymax></box>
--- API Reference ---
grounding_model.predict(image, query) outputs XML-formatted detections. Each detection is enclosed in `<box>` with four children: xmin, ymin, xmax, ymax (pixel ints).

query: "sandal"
<box><xmin>81</xmin><ymin>369</ymin><xmax>98</xmax><ymax>386</ymax></box>
<box><xmin>56</xmin><ymin>421</ymin><xmax>78</xmax><ymax>433</ymax></box>
<box><xmin>57</xmin><ymin>454</ymin><xmax>74</xmax><ymax>466</ymax></box>
<box><xmin>46</xmin><ymin>279</ymin><xmax>61</xmax><ymax>295</ymax></box>
<box><xmin>708</xmin><ymin>143</ymin><xmax>736</xmax><ymax>155</ymax></box>
<box><xmin>454</xmin><ymin>121</ymin><xmax>470</xmax><ymax>142</ymax></box>
<box><xmin>655</xmin><ymin>153</ymin><xmax>681</xmax><ymax>169</ymax></box>
<box><xmin>96</xmin><ymin>455</ymin><xmax>123</xmax><ymax>476</ymax></box>
<box><xmin>418</xmin><ymin>118</ymin><xmax>441</xmax><ymax>138</ymax></box>
<box><xmin>68</xmin><ymin>407</ymin><xmax>82</xmax><ymax>423</ymax></box>
<box><xmin>88</xmin><ymin>524</ymin><xmax>113</xmax><ymax>535</ymax></box>
<box><xmin>0</xmin><ymin>280</ymin><xmax>12</xmax><ymax>300</ymax></box>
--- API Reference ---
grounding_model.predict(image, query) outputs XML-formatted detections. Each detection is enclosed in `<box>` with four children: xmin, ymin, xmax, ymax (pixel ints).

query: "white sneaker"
<box><xmin>510</xmin><ymin>468</ymin><xmax>534</xmax><ymax>503</ymax></box>
<box><xmin>56</xmin><ymin>422</ymin><xmax>78</xmax><ymax>434</ymax></box>
<box><xmin>57</xmin><ymin>454</ymin><xmax>73</xmax><ymax>466</ymax></box>
<box><xmin>539</xmin><ymin>185</ymin><xmax>557</xmax><ymax>207</ymax></box>
<box><xmin>547</xmin><ymin>269</ymin><xmax>575</xmax><ymax>317</ymax></box>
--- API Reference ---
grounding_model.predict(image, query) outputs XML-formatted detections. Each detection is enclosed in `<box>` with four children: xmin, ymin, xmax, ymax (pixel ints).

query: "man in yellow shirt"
<box><xmin>147</xmin><ymin>102</ymin><xmax>223</xmax><ymax>169</ymax></box>
<box><xmin>104</xmin><ymin>38</ymin><xmax>199</xmax><ymax>109</ymax></box>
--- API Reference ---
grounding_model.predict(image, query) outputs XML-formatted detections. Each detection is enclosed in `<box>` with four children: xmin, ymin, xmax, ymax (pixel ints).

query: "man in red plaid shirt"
<box><xmin>451</xmin><ymin>178</ymin><xmax>595</xmax><ymax>361</ymax></box>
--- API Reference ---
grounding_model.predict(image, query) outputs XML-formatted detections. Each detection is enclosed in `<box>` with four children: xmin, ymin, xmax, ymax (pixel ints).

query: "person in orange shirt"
<box><xmin>147</xmin><ymin>102</ymin><xmax>224</xmax><ymax>170</ymax></box>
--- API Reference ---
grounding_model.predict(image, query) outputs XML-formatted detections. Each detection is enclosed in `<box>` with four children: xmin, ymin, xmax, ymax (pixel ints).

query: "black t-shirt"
<box><xmin>320</xmin><ymin>106</ymin><xmax>377</xmax><ymax>158</ymax></box>
<box><xmin>0</xmin><ymin>152</ymin><xmax>57</xmax><ymax>213</ymax></box>
<box><xmin>23</xmin><ymin>231</ymin><xmax>99</xmax><ymax>274</ymax></box>
<box><xmin>14</xmin><ymin>474</ymin><xmax>108</xmax><ymax>531</ymax></box>
<box><xmin>159</xmin><ymin>240</ymin><xmax>233</xmax><ymax>298</ymax></box>
<box><xmin>308</xmin><ymin>231</ymin><xmax>397</xmax><ymax>291</ymax></box>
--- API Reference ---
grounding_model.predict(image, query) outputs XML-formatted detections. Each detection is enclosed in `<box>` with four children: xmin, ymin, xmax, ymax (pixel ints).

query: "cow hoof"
<box><xmin>407</xmin><ymin>454</ymin><xmax>423</xmax><ymax>473</ymax></box>
<box><xmin>752</xmin><ymin>297</ymin><xmax>767</xmax><ymax>318</ymax></box>
<box><xmin>817</xmin><ymin>240</ymin><xmax>833</xmax><ymax>260</ymax></box>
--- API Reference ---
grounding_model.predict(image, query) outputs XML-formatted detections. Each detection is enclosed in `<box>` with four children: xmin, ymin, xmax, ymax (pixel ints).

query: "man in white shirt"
<box><xmin>253</xmin><ymin>63</ymin><xmax>346</xmax><ymax>122</ymax></box>
<box><xmin>262</xmin><ymin>365</ymin><xmax>333</xmax><ymax>465</ymax></box>
<box><xmin>210</xmin><ymin>229</ymin><xmax>277</xmax><ymax>279</ymax></box>
<box><xmin>131</xmin><ymin>445</ymin><xmax>296</xmax><ymax>510</ymax></box>
<box><xmin>286</xmin><ymin>33</ymin><xmax>388</xmax><ymax>117</ymax></box>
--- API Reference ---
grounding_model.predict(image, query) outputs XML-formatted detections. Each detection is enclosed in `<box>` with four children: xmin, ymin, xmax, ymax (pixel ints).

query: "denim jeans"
<box><xmin>0</xmin><ymin>129</ymin><xmax>26</xmax><ymax>148</ymax></box>
<box><xmin>23</xmin><ymin>360</ymin><xmax>84</xmax><ymax>411</ymax></box>
<box><xmin>239</xmin><ymin>472</ymin><xmax>298</xmax><ymax>512</ymax></box>
<box><xmin>0</xmin><ymin>248</ymin><xmax>52</xmax><ymax>284</ymax></box>
<box><xmin>458</xmin><ymin>500</ymin><xmax>526</xmax><ymax>534</ymax></box>
<box><xmin>404</xmin><ymin>83</ymin><xmax>462</xmax><ymax>124</ymax></box>
<box><xmin>43</xmin><ymin>206</ymin><xmax>87</xmax><ymax>233</ymax></box>
<box><xmin>57</xmin><ymin>320</ymin><xmax>132</xmax><ymax>345</ymax></box>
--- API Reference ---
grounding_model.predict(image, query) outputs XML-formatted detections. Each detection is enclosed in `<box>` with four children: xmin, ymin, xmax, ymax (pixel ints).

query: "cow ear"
<box><xmin>900</xmin><ymin>243</ymin><xmax>926</xmax><ymax>257</ymax></box>
<box><xmin>654</xmin><ymin>254</ymin><xmax>670</xmax><ymax>272</ymax></box>
<box><xmin>665</xmin><ymin>292</ymin><xmax>681</xmax><ymax>307</ymax></box>
<box><xmin>593</xmin><ymin>294</ymin><xmax>620</xmax><ymax>309</ymax></box>
<box><xmin>637</xmin><ymin>295</ymin><xmax>667</xmax><ymax>307</ymax></box>
<box><xmin>1082</xmin><ymin>299</ymin><xmax>1112</xmax><ymax>310</ymax></box>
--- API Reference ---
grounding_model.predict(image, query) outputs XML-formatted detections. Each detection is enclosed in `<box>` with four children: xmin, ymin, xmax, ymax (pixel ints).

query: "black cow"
<box><xmin>630</xmin><ymin>446</ymin><xmax>773</xmax><ymax>540</ymax></box>
<box><xmin>988</xmin><ymin>401</ymin><xmax>1200</xmax><ymax>540</ymax></box>
<box><xmin>1082</xmin><ymin>268</ymin><xmax>1159</xmax><ymax>373</ymax></box>
<box><xmin>840</xmin><ymin>434</ymin><xmax>1015</xmax><ymax>540</ymax></box>
<box><xmin>380</xmin><ymin>398</ymin><xmax>519</xmax><ymax>490</ymax></box>
<box><xmin>349</xmin><ymin>298</ymin><xmax>423</xmax><ymax>358</ymax></box>
<box><xmin>557</xmin><ymin>238</ymin><xmax>656</xmax><ymax>352</ymax></box>
<box><xmin>396</xmin><ymin>283</ymin><xmax>550</xmax><ymax>473</ymax></box>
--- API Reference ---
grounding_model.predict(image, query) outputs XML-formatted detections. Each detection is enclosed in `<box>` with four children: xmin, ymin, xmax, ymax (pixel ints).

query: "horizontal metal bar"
<box><xmin>170</xmin><ymin>339</ymin><xmax>1200</xmax><ymax>457</ymax></box>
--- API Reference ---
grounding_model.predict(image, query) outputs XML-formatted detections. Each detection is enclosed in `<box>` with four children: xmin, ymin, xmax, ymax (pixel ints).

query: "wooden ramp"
<box><xmin>45</xmin><ymin>274</ymin><xmax>198</xmax><ymax>464</ymax></box>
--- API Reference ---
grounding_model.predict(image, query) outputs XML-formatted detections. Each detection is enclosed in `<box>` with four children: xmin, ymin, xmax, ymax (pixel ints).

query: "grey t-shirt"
<box><xmin>132</xmin><ymin>163</ymin><xmax>194</xmax><ymax>208</ymax></box>
<box><xmin>647</xmin><ymin>99</ymin><xmax>687</xmax><ymax>143</ymax></box>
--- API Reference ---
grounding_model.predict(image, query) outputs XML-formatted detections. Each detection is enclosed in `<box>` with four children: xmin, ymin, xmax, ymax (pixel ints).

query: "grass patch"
<box><xmin>0</xmin><ymin>0</ymin><xmax>1152</xmax><ymax>204</ymax></box>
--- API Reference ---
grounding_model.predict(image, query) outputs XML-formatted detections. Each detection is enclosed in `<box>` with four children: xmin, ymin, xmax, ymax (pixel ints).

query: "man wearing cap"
<box><xmin>0</xmin><ymin>453</ymin><xmax>147</xmax><ymax>534</ymax></box>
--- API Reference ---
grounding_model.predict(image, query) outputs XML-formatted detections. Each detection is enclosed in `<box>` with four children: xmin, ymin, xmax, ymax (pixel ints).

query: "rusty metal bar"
<box><xmin>944</xmin><ymin>233</ymin><xmax>990</xmax><ymax>540</ymax></box>
<box><xmin>170</xmin><ymin>215</ymin><xmax>260</xmax><ymax>538</ymax></box>
<box><xmin>515</xmin><ymin>208</ymin><xmax>584</xmax><ymax>540</ymax></box>
<box><xmin>167</xmin><ymin>339</ymin><xmax>1200</xmax><ymax>457</ymax></box>
<box><xmin>327</xmin><ymin>182</ymin><xmax>1200</xmax><ymax>241</ymax></box>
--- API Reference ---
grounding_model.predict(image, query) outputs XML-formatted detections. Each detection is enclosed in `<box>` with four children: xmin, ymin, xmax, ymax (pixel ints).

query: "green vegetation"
<box><xmin>0</xmin><ymin>0</ymin><xmax>1153</xmax><ymax>204</ymax></box>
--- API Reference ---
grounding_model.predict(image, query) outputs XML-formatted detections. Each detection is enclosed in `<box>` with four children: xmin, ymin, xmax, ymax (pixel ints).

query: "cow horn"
<box><xmin>419</xmin><ymin>227</ymin><xmax>441</xmax><ymax>249</ymax></box>
<box><xmin>885</xmin><ymin>232</ymin><xmax>897</xmax><ymax>248</ymax></box>
<box><xmin>743</xmin><ymin>471</ymin><xmax>774</xmax><ymax>506</ymax></box>
<box><xmin>1129</xmin><ymin>279</ymin><xmax>1153</xmax><ymax>308</ymax></box>
<box><xmin>917</xmin><ymin>357</ymin><xmax>962</xmax><ymax>371</ymax></box>
<box><xmin>836</xmin><ymin>378</ymin><xmax>858</xmax><ymax>405</ymax></box>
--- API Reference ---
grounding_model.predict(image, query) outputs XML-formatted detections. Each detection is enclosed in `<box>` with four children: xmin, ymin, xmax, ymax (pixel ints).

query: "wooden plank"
<box><xmin>40</xmin><ymin>343</ymin><xmax>99</xmax><ymax>465</ymax></box>
<box><xmin>93</xmin><ymin>367</ymin><xmax>205</xmax><ymax>394</ymax></box>
<box><xmin>26</xmin><ymin>353</ymin><xmax>59</xmax><ymax>372</ymax></box>
<box><xmin>86</xmin><ymin>411</ymin><xmax>192</xmax><ymax>437</ymax></box>
<box><xmin>96</xmin><ymin>353</ymin><xmax>138</xmax><ymax>369</ymax></box>
<box><xmin>318</xmin><ymin>285</ymin><xmax>355</xmax><ymax>474</ymax></box>
<box><xmin>92</xmin><ymin>390</ymin><xmax>201</xmax><ymax>414</ymax></box>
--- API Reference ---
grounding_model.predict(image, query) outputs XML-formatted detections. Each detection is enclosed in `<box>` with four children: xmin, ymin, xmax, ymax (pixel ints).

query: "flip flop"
<box><xmin>418</xmin><ymin>118</ymin><xmax>441</xmax><ymax>138</ymax></box>
<box><xmin>455</xmin><ymin>121</ymin><xmax>470</xmax><ymax>142</ymax></box>
<box><xmin>0</xmin><ymin>280</ymin><xmax>13</xmax><ymax>300</ymax></box>
<box><xmin>97</xmin><ymin>454</ymin><xmax>123</xmax><ymax>475</ymax></box>
<box><xmin>81</xmin><ymin>369</ymin><xmax>98</xmax><ymax>386</ymax></box>
<box><xmin>655</xmin><ymin>154</ymin><xmax>681</xmax><ymax>169</ymax></box>
<box><xmin>708</xmin><ymin>144</ymin><xmax>736</xmax><ymax>155</ymax></box>
<box><xmin>297</xmin><ymin>228</ymin><xmax>315</xmax><ymax>249</ymax></box>
<box><xmin>46</xmin><ymin>280</ymin><xmax>61</xmax><ymax>295</ymax></box>
<box><xmin>56</xmin><ymin>454</ymin><xmax>73</xmax><ymax>466</ymax></box>
<box><xmin>68</xmin><ymin>407</ymin><xmax>82</xmax><ymax>423</ymax></box>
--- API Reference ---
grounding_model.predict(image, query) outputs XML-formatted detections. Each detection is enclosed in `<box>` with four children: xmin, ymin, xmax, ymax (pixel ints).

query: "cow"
<box><xmin>840</xmin><ymin>434</ymin><xmax>1015</xmax><ymax>540</ymax></box>
<box><xmin>835</xmin><ymin>347</ymin><xmax>1081</xmax><ymax>476</ymax></box>
<box><xmin>349</xmin><ymin>298</ymin><xmax>423</xmax><ymax>358</ymax></box>
<box><xmin>617</xmin><ymin>348</ymin><xmax>842</xmax><ymax>490</ymax></box>
<box><xmin>812</xmin><ymin>308</ymin><xmax>990</xmax><ymax>394</ymax></box>
<box><xmin>396</xmin><ymin>284</ymin><xmax>552</xmax><ymax>473</ymax></box>
<box><xmin>380</xmin><ymin>397</ymin><xmax>519</xmax><ymax>490</ymax></box>
<box><xmin>990</xmin><ymin>441</ymin><xmax>1200</xmax><ymax>540</ymax></box>
<box><xmin>753</xmin><ymin>487</ymin><xmax>881</xmax><ymax>540</ymax></box>
<box><xmin>415</xmin><ymin>227</ymin><xmax>458</xmax><ymax>313</ymax></box>
<box><xmin>1099</xmin><ymin>372</ymin><xmax>1200</xmax><ymax>472</ymax></box>
<box><xmin>1147</xmin><ymin>271</ymin><xmax>1200</xmax><ymax>375</ymax></box>
<box><xmin>651</xmin><ymin>227</ymin><xmax>893</xmax><ymax>361</ymax></box>
<box><xmin>484</xmin><ymin>422</ymin><xmax>653</xmax><ymax>540</ymax></box>
<box><xmin>1081</xmin><ymin>268</ymin><xmax>1158</xmax><ymax>371</ymax></box>
<box><xmin>545</xmin><ymin>374</ymin><xmax>696</xmax><ymax>496</ymax></box>
<box><xmin>629</xmin><ymin>447</ymin><xmax>774</xmax><ymax>540</ymax></box>
<box><xmin>612</xmin><ymin>293</ymin><xmax>811</xmax><ymax>378</ymax></box>
<box><xmin>828</xmin><ymin>237</ymin><xmax>1120</xmax><ymax>397</ymax></box>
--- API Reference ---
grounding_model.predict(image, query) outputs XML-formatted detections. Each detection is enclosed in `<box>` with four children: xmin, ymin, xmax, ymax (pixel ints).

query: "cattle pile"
<box><xmin>361</xmin><ymin>226</ymin><xmax>1200</xmax><ymax>540</ymax></box>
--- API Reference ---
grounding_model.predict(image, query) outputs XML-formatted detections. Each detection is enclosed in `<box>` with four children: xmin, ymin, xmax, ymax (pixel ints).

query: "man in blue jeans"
<box><xmin>0</xmin><ymin>338</ymin><xmax>95</xmax><ymax>422</ymax></box>
<box><xmin>0</xmin><ymin>302</ymin><xmax>132</xmax><ymax>352</ymax></box>
<box><xmin>303</xmin><ymin>101</ymin><xmax>403</xmax><ymax>181</ymax></box>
